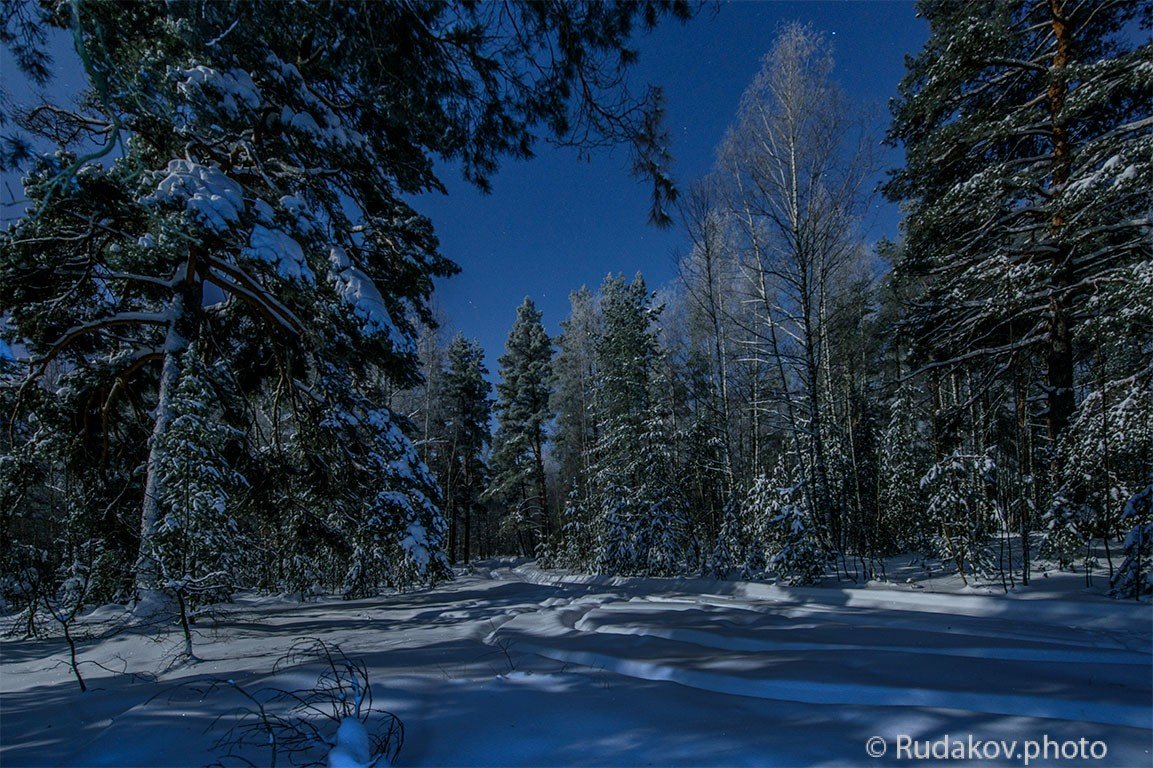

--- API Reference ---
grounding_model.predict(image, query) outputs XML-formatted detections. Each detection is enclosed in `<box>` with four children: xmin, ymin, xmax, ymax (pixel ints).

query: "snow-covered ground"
<box><xmin>2</xmin><ymin>562</ymin><xmax>1150</xmax><ymax>767</ymax></box>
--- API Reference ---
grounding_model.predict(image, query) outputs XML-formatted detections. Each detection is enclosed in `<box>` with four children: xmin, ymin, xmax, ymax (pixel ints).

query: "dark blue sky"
<box><xmin>1</xmin><ymin>2</ymin><xmax>929</xmax><ymax>371</ymax></box>
<box><xmin>420</xmin><ymin>1</ymin><xmax>929</xmax><ymax>373</ymax></box>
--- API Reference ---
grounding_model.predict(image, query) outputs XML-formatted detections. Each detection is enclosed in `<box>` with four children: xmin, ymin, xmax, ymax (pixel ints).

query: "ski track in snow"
<box><xmin>1</xmin><ymin>563</ymin><xmax>1150</xmax><ymax>767</ymax></box>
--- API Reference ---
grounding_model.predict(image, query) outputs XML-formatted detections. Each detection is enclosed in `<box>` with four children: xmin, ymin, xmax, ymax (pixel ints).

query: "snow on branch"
<box><xmin>148</xmin><ymin>160</ymin><xmax>244</xmax><ymax>234</ymax></box>
<box><xmin>327</xmin><ymin>247</ymin><xmax>412</xmax><ymax>353</ymax></box>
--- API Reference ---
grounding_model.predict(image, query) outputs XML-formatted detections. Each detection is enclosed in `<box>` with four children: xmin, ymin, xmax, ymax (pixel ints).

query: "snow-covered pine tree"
<box><xmin>886</xmin><ymin>0</ymin><xmax>1152</xmax><ymax>484</ymax></box>
<box><xmin>488</xmin><ymin>298</ymin><xmax>554</xmax><ymax>556</ymax></box>
<box><xmin>2</xmin><ymin>1</ymin><xmax>693</xmax><ymax>600</ymax></box>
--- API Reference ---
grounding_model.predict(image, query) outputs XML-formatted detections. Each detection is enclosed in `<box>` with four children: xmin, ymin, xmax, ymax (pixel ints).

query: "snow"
<box><xmin>264</xmin><ymin>54</ymin><xmax>366</xmax><ymax>150</ymax></box>
<box><xmin>245</xmin><ymin>224</ymin><xmax>315</xmax><ymax>283</ymax></box>
<box><xmin>176</xmin><ymin>66</ymin><xmax>262</xmax><ymax>118</ymax></box>
<box><xmin>280</xmin><ymin>106</ymin><xmax>323</xmax><ymax>136</ymax></box>
<box><xmin>400</xmin><ymin>522</ymin><xmax>432</xmax><ymax>571</ymax></box>
<box><xmin>2</xmin><ymin>562</ymin><xmax>1149</xmax><ymax>767</ymax></box>
<box><xmin>328</xmin><ymin>247</ymin><xmax>411</xmax><ymax>351</ymax></box>
<box><xmin>278</xmin><ymin>194</ymin><xmax>318</xmax><ymax>233</ymax></box>
<box><xmin>149</xmin><ymin>160</ymin><xmax>244</xmax><ymax>233</ymax></box>
<box><xmin>328</xmin><ymin>718</ymin><xmax>372</xmax><ymax>768</ymax></box>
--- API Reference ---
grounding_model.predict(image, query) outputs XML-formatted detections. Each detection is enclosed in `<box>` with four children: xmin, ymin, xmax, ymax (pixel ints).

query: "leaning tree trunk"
<box><xmin>134</xmin><ymin>265</ymin><xmax>203</xmax><ymax>608</ymax></box>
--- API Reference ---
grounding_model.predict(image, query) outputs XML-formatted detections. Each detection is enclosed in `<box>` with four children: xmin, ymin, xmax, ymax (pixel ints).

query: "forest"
<box><xmin>413</xmin><ymin>5</ymin><xmax>1153</xmax><ymax>599</ymax></box>
<box><xmin>1</xmin><ymin>0</ymin><xmax>1151</xmax><ymax>641</ymax></box>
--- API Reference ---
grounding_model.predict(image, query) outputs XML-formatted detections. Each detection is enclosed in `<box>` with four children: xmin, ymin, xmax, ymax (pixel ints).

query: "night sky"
<box><xmin>1</xmin><ymin>1</ymin><xmax>930</xmax><ymax>374</ymax></box>
<box><xmin>419</xmin><ymin>1</ymin><xmax>929</xmax><ymax>373</ymax></box>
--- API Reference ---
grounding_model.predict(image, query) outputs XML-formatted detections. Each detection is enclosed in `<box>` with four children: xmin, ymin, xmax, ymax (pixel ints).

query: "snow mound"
<box><xmin>327</xmin><ymin>717</ymin><xmax>372</xmax><ymax>768</ymax></box>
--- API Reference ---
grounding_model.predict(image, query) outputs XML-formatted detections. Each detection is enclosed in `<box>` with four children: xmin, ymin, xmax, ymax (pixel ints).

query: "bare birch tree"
<box><xmin>717</xmin><ymin>22</ymin><xmax>873</xmax><ymax>550</ymax></box>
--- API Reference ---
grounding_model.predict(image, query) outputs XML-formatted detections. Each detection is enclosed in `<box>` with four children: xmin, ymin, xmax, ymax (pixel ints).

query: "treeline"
<box><xmin>406</xmin><ymin>13</ymin><xmax>1152</xmax><ymax>596</ymax></box>
<box><xmin>1</xmin><ymin>0</ymin><xmax>1149</xmax><ymax>629</ymax></box>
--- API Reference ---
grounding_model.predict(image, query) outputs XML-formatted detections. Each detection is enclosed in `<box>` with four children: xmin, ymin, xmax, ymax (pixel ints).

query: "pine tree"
<box><xmin>886</xmin><ymin>0</ymin><xmax>1152</xmax><ymax>472</ymax></box>
<box><xmin>488</xmin><ymin>298</ymin><xmax>554</xmax><ymax>555</ymax></box>
<box><xmin>2</xmin><ymin>1</ymin><xmax>693</xmax><ymax>600</ymax></box>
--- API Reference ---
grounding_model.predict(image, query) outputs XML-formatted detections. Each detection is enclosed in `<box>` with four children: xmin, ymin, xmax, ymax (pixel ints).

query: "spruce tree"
<box><xmin>488</xmin><ymin>298</ymin><xmax>555</xmax><ymax>554</ymax></box>
<box><xmin>588</xmin><ymin>274</ymin><xmax>686</xmax><ymax>576</ymax></box>
<box><xmin>439</xmin><ymin>336</ymin><xmax>493</xmax><ymax>565</ymax></box>
<box><xmin>920</xmin><ymin>452</ymin><xmax>999</xmax><ymax>583</ymax></box>
<box><xmin>878</xmin><ymin>383</ymin><xmax>929</xmax><ymax>552</ymax></box>
<box><xmin>551</xmin><ymin>287</ymin><xmax>602</xmax><ymax>505</ymax></box>
<box><xmin>150</xmin><ymin>344</ymin><xmax>248</xmax><ymax>611</ymax></box>
<box><xmin>743</xmin><ymin>457</ymin><xmax>827</xmax><ymax>584</ymax></box>
<box><xmin>1111</xmin><ymin>481</ymin><xmax>1153</xmax><ymax>599</ymax></box>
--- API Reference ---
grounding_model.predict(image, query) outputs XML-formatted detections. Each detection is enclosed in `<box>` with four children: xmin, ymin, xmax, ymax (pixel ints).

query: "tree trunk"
<box><xmin>135</xmin><ymin>265</ymin><xmax>202</xmax><ymax>607</ymax></box>
<box><xmin>463</xmin><ymin>494</ymin><xmax>472</xmax><ymax>565</ymax></box>
<box><xmin>1045</xmin><ymin>0</ymin><xmax>1076</xmax><ymax>458</ymax></box>
<box><xmin>533</xmin><ymin>430</ymin><xmax>549</xmax><ymax>543</ymax></box>
<box><xmin>1015</xmin><ymin>375</ymin><xmax>1031</xmax><ymax>586</ymax></box>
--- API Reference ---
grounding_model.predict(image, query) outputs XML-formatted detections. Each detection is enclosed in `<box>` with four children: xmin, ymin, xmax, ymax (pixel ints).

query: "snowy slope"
<box><xmin>2</xmin><ymin>563</ymin><xmax>1150</xmax><ymax>767</ymax></box>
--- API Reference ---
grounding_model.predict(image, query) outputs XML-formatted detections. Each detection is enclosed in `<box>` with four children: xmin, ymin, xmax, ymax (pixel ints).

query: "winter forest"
<box><xmin>1</xmin><ymin>1</ymin><xmax>1151</xmax><ymax>767</ymax></box>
